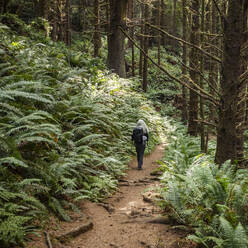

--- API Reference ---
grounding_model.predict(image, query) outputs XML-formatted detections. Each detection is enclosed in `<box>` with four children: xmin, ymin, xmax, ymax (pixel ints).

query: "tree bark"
<box><xmin>139</xmin><ymin>2</ymin><xmax>144</xmax><ymax>77</ymax></box>
<box><xmin>142</xmin><ymin>3</ymin><xmax>149</xmax><ymax>92</ymax></box>
<box><xmin>0</xmin><ymin>0</ymin><xmax>10</xmax><ymax>13</ymax></box>
<box><xmin>128</xmin><ymin>0</ymin><xmax>135</xmax><ymax>76</ymax></box>
<box><xmin>51</xmin><ymin>0</ymin><xmax>58</xmax><ymax>42</ymax></box>
<box><xmin>181</xmin><ymin>0</ymin><xmax>188</xmax><ymax>124</ymax></box>
<box><xmin>236</xmin><ymin>2</ymin><xmax>248</xmax><ymax>164</ymax></box>
<box><xmin>188</xmin><ymin>0</ymin><xmax>200</xmax><ymax>136</ymax></box>
<box><xmin>93</xmin><ymin>0</ymin><xmax>101</xmax><ymax>57</ymax></box>
<box><xmin>209</xmin><ymin>1</ymin><xmax>218</xmax><ymax>124</ymax></box>
<box><xmin>200</xmin><ymin>0</ymin><xmax>206</xmax><ymax>152</ymax></box>
<box><xmin>215</xmin><ymin>0</ymin><xmax>243</xmax><ymax>165</ymax></box>
<box><xmin>107</xmin><ymin>0</ymin><xmax>128</xmax><ymax>78</ymax></box>
<box><xmin>157</xmin><ymin>0</ymin><xmax>161</xmax><ymax>65</ymax></box>
<box><xmin>57</xmin><ymin>0</ymin><xmax>63</xmax><ymax>42</ymax></box>
<box><xmin>65</xmin><ymin>0</ymin><xmax>71</xmax><ymax>46</ymax></box>
<box><xmin>172</xmin><ymin>0</ymin><xmax>177</xmax><ymax>50</ymax></box>
<box><xmin>161</xmin><ymin>0</ymin><xmax>167</xmax><ymax>47</ymax></box>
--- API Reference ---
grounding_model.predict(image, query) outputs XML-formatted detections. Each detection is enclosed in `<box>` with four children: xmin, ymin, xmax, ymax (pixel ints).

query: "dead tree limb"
<box><xmin>178</xmin><ymin>60</ymin><xmax>220</xmax><ymax>97</ymax></box>
<box><xmin>147</xmin><ymin>23</ymin><xmax>222</xmax><ymax>64</ymax></box>
<box><xmin>194</xmin><ymin>119</ymin><xmax>217</xmax><ymax>128</ymax></box>
<box><xmin>44</xmin><ymin>232</ymin><xmax>53</xmax><ymax>248</ymax></box>
<box><xmin>119</xmin><ymin>26</ymin><xmax>220</xmax><ymax>106</ymax></box>
<box><xmin>212</xmin><ymin>0</ymin><xmax>227</xmax><ymax>23</ymax></box>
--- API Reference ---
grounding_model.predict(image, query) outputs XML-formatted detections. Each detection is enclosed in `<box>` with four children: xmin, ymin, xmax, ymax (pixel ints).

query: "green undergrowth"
<box><xmin>0</xmin><ymin>20</ymin><xmax>164</xmax><ymax>247</ymax></box>
<box><xmin>158</xmin><ymin>118</ymin><xmax>248</xmax><ymax>248</ymax></box>
<box><xmin>125</xmin><ymin>45</ymin><xmax>182</xmax><ymax>117</ymax></box>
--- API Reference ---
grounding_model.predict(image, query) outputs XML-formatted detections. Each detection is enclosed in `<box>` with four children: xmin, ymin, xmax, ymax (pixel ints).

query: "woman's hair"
<box><xmin>136</xmin><ymin>119</ymin><xmax>149</xmax><ymax>134</ymax></box>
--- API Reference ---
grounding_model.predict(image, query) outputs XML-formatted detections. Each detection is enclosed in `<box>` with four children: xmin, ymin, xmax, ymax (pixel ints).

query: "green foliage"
<box><xmin>159</xmin><ymin>118</ymin><xmax>248</xmax><ymax>248</ymax></box>
<box><xmin>125</xmin><ymin>44</ymin><xmax>182</xmax><ymax>120</ymax></box>
<box><xmin>0</xmin><ymin>18</ymin><xmax>163</xmax><ymax>247</ymax></box>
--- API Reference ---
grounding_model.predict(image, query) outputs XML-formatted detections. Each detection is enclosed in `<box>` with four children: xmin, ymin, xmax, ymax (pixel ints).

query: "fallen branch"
<box><xmin>55</xmin><ymin>216</ymin><xmax>93</xmax><ymax>243</ymax></box>
<box><xmin>121</xmin><ymin>215</ymin><xmax>173</xmax><ymax>225</ymax></box>
<box><xmin>44</xmin><ymin>232</ymin><xmax>53</xmax><ymax>248</ymax></box>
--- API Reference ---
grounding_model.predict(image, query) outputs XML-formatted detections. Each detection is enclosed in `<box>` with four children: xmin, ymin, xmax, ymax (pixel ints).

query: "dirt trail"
<box><xmin>68</xmin><ymin>144</ymin><xmax>185</xmax><ymax>248</ymax></box>
<box><xmin>27</xmin><ymin>144</ymin><xmax>192</xmax><ymax>248</ymax></box>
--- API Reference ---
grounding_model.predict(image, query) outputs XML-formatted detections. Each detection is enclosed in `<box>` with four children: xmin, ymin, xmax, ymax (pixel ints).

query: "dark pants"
<box><xmin>135</xmin><ymin>143</ymin><xmax>146</xmax><ymax>169</ymax></box>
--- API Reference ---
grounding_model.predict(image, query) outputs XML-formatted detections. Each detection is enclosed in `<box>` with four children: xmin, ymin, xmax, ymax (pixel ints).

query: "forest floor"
<box><xmin>27</xmin><ymin>144</ymin><xmax>196</xmax><ymax>248</ymax></box>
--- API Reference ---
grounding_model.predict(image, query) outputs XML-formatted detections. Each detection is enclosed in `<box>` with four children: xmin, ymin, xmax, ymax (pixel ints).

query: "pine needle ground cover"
<box><xmin>158</xmin><ymin>118</ymin><xmax>248</xmax><ymax>248</ymax></box>
<box><xmin>0</xmin><ymin>18</ymin><xmax>163</xmax><ymax>247</ymax></box>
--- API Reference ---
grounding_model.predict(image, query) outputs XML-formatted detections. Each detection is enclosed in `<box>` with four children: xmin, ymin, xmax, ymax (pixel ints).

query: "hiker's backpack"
<box><xmin>132</xmin><ymin>126</ymin><xmax>144</xmax><ymax>144</ymax></box>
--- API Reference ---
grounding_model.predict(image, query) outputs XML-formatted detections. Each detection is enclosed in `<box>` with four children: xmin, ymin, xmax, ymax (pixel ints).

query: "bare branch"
<box><xmin>44</xmin><ymin>232</ymin><xmax>53</xmax><ymax>248</ymax></box>
<box><xmin>212</xmin><ymin>0</ymin><xmax>227</xmax><ymax>23</ymax></box>
<box><xmin>194</xmin><ymin>119</ymin><xmax>217</xmax><ymax>128</ymax></box>
<box><xmin>178</xmin><ymin>60</ymin><xmax>221</xmax><ymax>97</ymax></box>
<box><xmin>119</xmin><ymin>26</ymin><xmax>220</xmax><ymax>106</ymax></box>
<box><xmin>147</xmin><ymin>23</ymin><xmax>222</xmax><ymax>64</ymax></box>
<box><xmin>240</xmin><ymin>69</ymin><xmax>248</xmax><ymax>83</ymax></box>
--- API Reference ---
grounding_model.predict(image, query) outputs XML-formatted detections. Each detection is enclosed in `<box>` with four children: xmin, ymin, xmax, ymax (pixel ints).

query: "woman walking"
<box><xmin>131</xmin><ymin>119</ymin><xmax>149</xmax><ymax>170</ymax></box>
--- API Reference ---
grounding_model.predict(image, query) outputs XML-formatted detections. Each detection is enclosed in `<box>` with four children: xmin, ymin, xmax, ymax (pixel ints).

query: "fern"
<box><xmin>219</xmin><ymin>217</ymin><xmax>248</xmax><ymax>248</ymax></box>
<box><xmin>3</xmin><ymin>90</ymin><xmax>53</xmax><ymax>103</ymax></box>
<box><xmin>0</xmin><ymin>18</ymin><xmax>163</xmax><ymax>247</ymax></box>
<box><xmin>48</xmin><ymin>197</ymin><xmax>71</xmax><ymax>222</ymax></box>
<box><xmin>0</xmin><ymin>215</ymin><xmax>32</xmax><ymax>247</ymax></box>
<box><xmin>159</xmin><ymin>117</ymin><xmax>248</xmax><ymax>248</ymax></box>
<box><xmin>0</xmin><ymin>157</ymin><xmax>28</xmax><ymax>168</ymax></box>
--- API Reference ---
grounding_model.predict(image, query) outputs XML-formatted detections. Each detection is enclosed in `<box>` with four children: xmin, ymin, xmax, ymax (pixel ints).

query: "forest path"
<box><xmin>68</xmin><ymin>144</ymin><xmax>188</xmax><ymax>248</ymax></box>
<box><xmin>27</xmin><ymin>144</ymin><xmax>193</xmax><ymax>248</ymax></box>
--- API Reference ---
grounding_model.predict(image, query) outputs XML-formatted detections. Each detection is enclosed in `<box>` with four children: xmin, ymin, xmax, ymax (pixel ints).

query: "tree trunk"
<box><xmin>93</xmin><ymin>0</ymin><xmax>101</xmax><ymax>57</ymax></box>
<box><xmin>161</xmin><ymin>0</ymin><xmax>167</xmax><ymax>47</ymax></box>
<box><xmin>181</xmin><ymin>0</ymin><xmax>188</xmax><ymax>124</ymax></box>
<box><xmin>204</xmin><ymin>0</ymin><xmax>211</xmax><ymax>153</ymax></box>
<box><xmin>57</xmin><ymin>0</ymin><xmax>63</xmax><ymax>42</ymax></box>
<box><xmin>188</xmin><ymin>0</ymin><xmax>200</xmax><ymax>136</ymax></box>
<box><xmin>105</xmin><ymin>0</ymin><xmax>111</xmax><ymax>49</ymax></box>
<box><xmin>236</xmin><ymin>2</ymin><xmax>248</xmax><ymax>164</ymax></box>
<box><xmin>107</xmin><ymin>0</ymin><xmax>128</xmax><ymax>78</ymax></box>
<box><xmin>139</xmin><ymin>2</ymin><xmax>144</xmax><ymax>77</ymax></box>
<box><xmin>142</xmin><ymin>3</ymin><xmax>149</xmax><ymax>92</ymax></box>
<box><xmin>65</xmin><ymin>0</ymin><xmax>71</xmax><ymax>46</ymax></box>
<box><xmin>0</xmin><ymin>0</ymin><xmax>10</xmax><ymax>13</ymax></box>
<box><xmin>172</xmin><ymin>0</ymin><xmax>177</xmax><ymax>50</ymax></box>
<box><xmin>215</xmin><ymin>0</ymin><xmax>243</xmax><ymax>165</ymax></box>
<box><xmin>128</xmin><ymin>0</ymin><xmax>135</xmax><ymax>76</ymax></box>
<box><xmin>157</xmin><ymin>0</ymin><xmax>161</xmax><ymax>65</ymax></box>
<box><xmin>209</xmin><ymin>1</ymin><xmax>218</xmax><ymax>124</ymax></box>
<box><xmin>200</xmin><ymin>0</ymin><xmax>206</xmax><ymax>152</ymax></box>
<box><xmin>51</xmin><ymin>0</ymin><xmax>58</xmax><ymax>42</ymax></box>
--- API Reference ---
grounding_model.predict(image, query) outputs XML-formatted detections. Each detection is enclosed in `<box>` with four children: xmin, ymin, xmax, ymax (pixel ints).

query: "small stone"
<box><xmin>110</xmin><ymin>243</ymin><xmax>118</xmax><ymax>247</ymax></box>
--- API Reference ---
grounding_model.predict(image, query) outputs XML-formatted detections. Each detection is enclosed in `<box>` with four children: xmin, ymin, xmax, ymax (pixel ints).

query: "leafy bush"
<box><xmin>158</xmin><ymin>118</ymin><xmax>248</xmax><ymax>248</ymax></box>
<box><xmin>0</xmin><ymin>19</ymin><xmax>164</xmax><ymax>247</ymax></box>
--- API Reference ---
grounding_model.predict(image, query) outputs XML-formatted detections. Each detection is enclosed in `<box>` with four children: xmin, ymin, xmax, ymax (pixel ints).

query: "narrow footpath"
<box><xmin>27</xmin><ymin>144</ymin><xmax>194</xmax><ymax>248</ymax></box>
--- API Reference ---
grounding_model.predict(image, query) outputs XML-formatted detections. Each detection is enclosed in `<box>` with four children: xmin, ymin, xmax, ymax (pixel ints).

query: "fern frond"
<box><xmin>48</xmin><ymin>197</ymin><xmax>71</xmax><ymax>222</ymax></box>
<box><xmin>233</xmin><ymin>222</ymin><xmax>248</xmax><ymax>248</ymax></box>
<box><xmin>3</xmin><ymin>90</ymin><xmax>53</xmax><ymax>103</ymax></box>
<box><xmin>17</xmin><ymin>136</ymin><xmax>58</xmax><ymax>147</ymax></box>
<box><xmin>0</xmin><ymin>157</ymin><xmax>28</xmax><ymax>168</ymax></box>
<box><xmin>0</xmin><ymin>102</ymin><xmax>23</xmax><ymax>116</ymax></box>
<box><xmin>75</xmin><ymin>133</ymin><xmax>109</xmax><ymax>146</ymax></box>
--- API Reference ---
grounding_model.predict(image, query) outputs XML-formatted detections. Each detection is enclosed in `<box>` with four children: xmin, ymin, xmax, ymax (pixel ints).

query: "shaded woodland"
<box><xmin>3</xmin><ymin>0</ymin><xmax>245</xmax><ymax>165</ymax></box>
<box><xmin>1</xmin><ymin>0</ymin><xmax>248</xmax><ymax>247</ymax></box>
